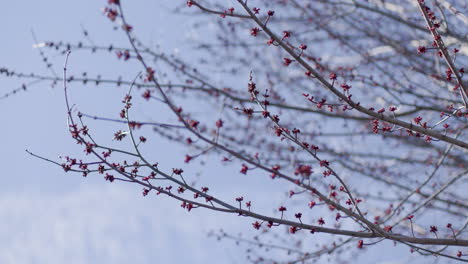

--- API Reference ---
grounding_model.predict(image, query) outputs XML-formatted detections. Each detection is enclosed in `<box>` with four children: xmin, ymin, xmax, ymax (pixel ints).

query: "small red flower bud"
<box><xmin>289</xmin><ymin>226</ymin><xmax>298</xmax><ymax>233</ymax></box>
<box><xmin>250</xmin><ymin>27</ymin><xmax>260</xmax><ymax>36</ymax></box>
<box><xmin>252</xmin><ymin>221</ymin><xmax>261</xmax><ymax>229</ymax></box>
<box><xmin>357</xmin><ymin>240</ymin><xmax>364</xmax><ymax>249</ymax></box>
<box><xmin>172</xmin><ymin>168</ymin><xmax>184</xmax><ymax>175</ymax></box>
<box><xmin>240</xmin><ymin>164</ymin><xmax>248</xmax><ymax>174</ymax></box>
<box><xmin>142</xmin><ymin>89</ymin><xmax>151</xmax><ymax>100</ymax></box>
<box><xmin>215</xmin><ymin>119</ymin><xmax>223</xmax><ymax>128</ymax></box>
<box><xmin>317</xmin><ymin>217</ymin><xmax>325</xmax><ymax>225</ymax></box>
<box><xmin>122</xmin><ymin>24</ymin><xmax>133</xmax><ymax>32</ymax></box>
<box><xmin>283</xmin><ymin>58</ymin><xmax>293</xmax><ymax>66</ymax></box>
<box><xmin>414</xmin><ymin>116</ymin><xmax>423</xmax><ymax>124</ymax></box>
<box><xmin>417</xmin><ymin>46</ymin><xmax>426</xmax><ymax>54</ymax></box>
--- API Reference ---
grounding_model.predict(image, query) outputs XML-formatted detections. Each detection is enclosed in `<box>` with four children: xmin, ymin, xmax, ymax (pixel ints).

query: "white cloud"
<box><xmin>0</xmin><ymin>184</ymin><xmax>243</xmax><ymax>264</ymax></box>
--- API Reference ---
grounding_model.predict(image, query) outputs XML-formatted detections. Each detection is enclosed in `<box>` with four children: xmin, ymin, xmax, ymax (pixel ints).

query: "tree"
<box><xmin>1</xmin><ymin>0</ymin><xmax>467</xmax><ymax>262</ymax></box>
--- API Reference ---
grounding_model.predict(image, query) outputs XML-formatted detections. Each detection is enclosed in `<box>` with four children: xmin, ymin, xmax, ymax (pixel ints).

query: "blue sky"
<box><xmin>0</xmin><ymin>1</ymin><xmax>249</xmax><ymax>263</ymax></box>
<box><xmin>0</xmin><ymin>1</ymin><xmax>444</xmax><ymax>263</ymax></box>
